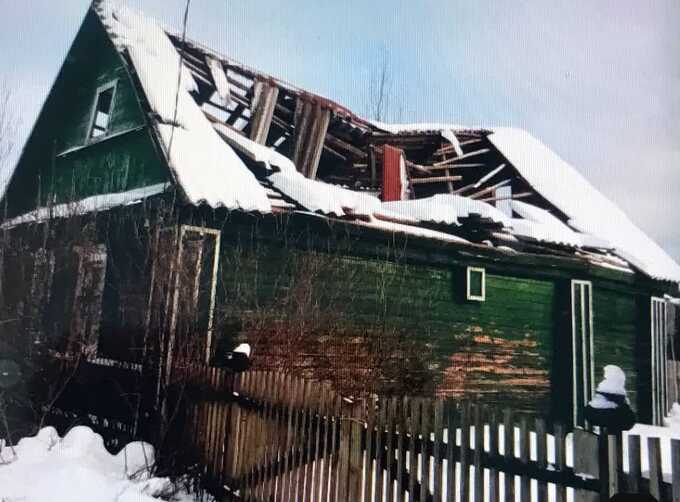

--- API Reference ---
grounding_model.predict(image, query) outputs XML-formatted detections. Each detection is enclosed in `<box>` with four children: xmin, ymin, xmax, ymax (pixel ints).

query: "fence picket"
<box><xmin>671</xmin><ymin>439</ymin><xmax>680</xmax><ymax>502</ymax></box>
<box><xmin>518</xmin><ymin>416</ymin><xmax>530</xmax><ymax>502</ymax></box>
<box><xmin>349</xmin><ymin>410</ymin><xmax>363</xmax><ymax>502</ymax></box>
<box><xmin>396</xmin><ymin>397</ymin><xmax>408</xmax><ymax>502</ymax></box>
<box><xmin>420</xmin><ymin>399</ymin><xmax>432</xmax><ymax>502</ymax></box>
<box><xmin>408</xmin><ymin>398</ymin><xmax>421</xmax><ymax>501</ymax></box>
<box><xmin>385</xmin><ymin>398</ymin><xmax>397</xmax><ymax>502</ymax></box>
<box><xmin>460</xmin><ymin>403</ymin><xmax>470</xmax><ymax>502</ymax></box>
<box><xmin>364</xmin><ymin>399</ymin><xmax>374</xmax><ymax>502</ymax></box>
<box><xmin>648</xmin><ymin>437</ymin><xmax>662</xmax><ymax>500</ymax></box>
<box><xmin>488</xmin><ymin>411</ymin><xmax>499</xmax><ymax>502</ymax></box>
<box><xmin>554</xmin><ymin>423</ymin><xmax>567</xmax><ymax>502</ymax></box>
<box><xmin>503</xmin><ymin>409</ymin><xmax>515</xmax><ymax>502</ymax></box>
<box><xmin>433</xmin><ymin>399</ymin><xmax>444</xmax><ymax>502</ymax></box>
<box><xmin>535</xmin><ymin>418</ymin><xmax>548</xmax><ymax>502</ymax></box>
<box><xmin>627</xmin><ymin>434</ymin><xmax>641</xmax><ymax>494</ymax></box>
<box><xmin>446</xmin><ymin>401</ymin><xmax>456</xmax><ymax>502</ymax></box>
<box><xmin>472</xmin><ymin>405</ymin><xmax>483</xmax><ymax>502</ymax></box>
<box><xmin>374</xmin><ymin>399</ymin><xmax>385</xmax><ymax>502</ymax></box>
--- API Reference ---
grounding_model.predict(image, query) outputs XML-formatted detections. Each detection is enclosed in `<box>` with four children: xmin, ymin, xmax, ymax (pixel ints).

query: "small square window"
<box><xmin>89</xmin><ymin>83</ymin><xmax>116</xmax><ymax>139</ymax></box>
<box><xmin>467</xmin><ymin>267</ymin><xmax>485</xmax><ymax>301</ymax></box>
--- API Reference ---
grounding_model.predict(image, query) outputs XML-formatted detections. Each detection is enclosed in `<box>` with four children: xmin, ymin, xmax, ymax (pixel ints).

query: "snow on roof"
<box><xmin>268</xmin><ymin>170</ymin><xmax>381</xmax><ymax>218</ymax></box>
<box><xmin>509</xmin><ymin>200</ymin><xmax>594</xmax><ymax>248</ymax></box>
<box><xmin>380</xmin><ymin>194</ymin><xmax>512</xmax><ymax>227</ymax></box>
<box><xmin>0</xmin><ymin>183</ymin><xmax>170</xmax><ymax>228</ymax></box>
<box><xmin>96</xmin><ymin>1</ymin><xmax>271</xmax><ymax>213</ymax></box>
<box><xmin>488</xmin><ymin>128</ymin><xmax>680</xmax><ymax>282</ymax></box>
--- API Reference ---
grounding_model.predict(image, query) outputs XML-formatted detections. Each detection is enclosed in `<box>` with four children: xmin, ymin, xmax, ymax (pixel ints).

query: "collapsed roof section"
<box><xmin>91</xmin><ymin>2</ymin><xmax>680</xmax><ymax>284</ymax></box>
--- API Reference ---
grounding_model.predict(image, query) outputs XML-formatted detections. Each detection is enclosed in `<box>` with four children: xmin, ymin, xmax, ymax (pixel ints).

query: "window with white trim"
<box><xmin>88</xmin><ymin>81</ymin><xmax>117</xmax><ymax>139</ymax></box>
<box><xmin>571</xmin><ymin>280</ymin><xmax>594</xmax><ymax>428</ymax></box>
<box><xmin>651</xmin><ymin>297</ymin><xmax>669</xmax><ymax>425</ymax></box>
<box><xmin>466</xmin><ymin>267</ymin><xmax>486</xmax><ymax>301</ymax></box>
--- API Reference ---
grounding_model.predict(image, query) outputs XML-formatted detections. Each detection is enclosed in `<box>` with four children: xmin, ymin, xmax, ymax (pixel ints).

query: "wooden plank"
<box><xmin>292</xmin><ymin>100</ymin><xmax>313</xmax><ymax>169</ymax></box>
<box><xmin>518</xmin><ymin>417</ymin><xmax>530</xmax><ymax>502</ymax></box>
<box><xmin>420</xmin><ymin>400</ymin><xmax>432</xmax><ymax>502</ymax></box>
<box><xmin>327</xmin><ymin>396</ymin><xmax>342</xmax><ymax>502</ymax></box>
<box><xmin>445</xmin><ymin>401</ymin><xmax>456</xmax><ymax>502</ymax></box>
<box><xmin>336</xmin><ymin>401</ymin><xmax>351</xmax><ymax>502</ymax></box>
<box><xmin>488</xmin><ymin>411</ymin><xmax>499</xmax><ymax>502</ymax></box>
<box><xmin>250</xmin><ymin>81</ymin><xmax>279</xmax><ymax>144</ymax></box>
<box><xmin>648</xmin><ymin>437</ymin><xmax>662</xmax><ymax>500</ymax></box>
<box><xmin>295</xmin><ymin>381</ymin><xmax>309</xmax><ymax>502</ymax></box>
<box><xmin>671</xmin><ymin>438</ymin><xmax>680</xmax><ymax>502</ymax></box>
<box><xmin>554</xmin><ymin>424</ymin><xmax>567</xmax><ymax>502</ymax></box>
<box><xmin>433</xmin><ymin>400</ymin><xmax>444</xmax><ymax>502</ymax></box>
<box><xmin>468</xmin><ymin>179</ymin><xmax>511</xmax><ymax>200</ymax></box>
<box><xmin>479</xmin><ymin>191</ymin><xmax>533</xmax><ymax>204</ymax></box>
<box><xmin>425</xmin><ymin>163</ymin><xmax>486</xmax><ymax>171</ymax></box>
<box><xmin>303</xmin><ymin>105</ymin><xmax>331</xmax><ymax>179</ymax></box>
<box><xmin>205</xmin><ymin>55</ymin><xmax>231</xmax><ymax>105</ymax></box>
<box><xmin>432</xmin><ymin>148</ymin><xmax>490</xmax><ymax>166</ymax></box>
<box><xmin>473</xmin><ymin>164</ymin><xmax>506</xmax><ymax>189</ymax></box>
<box><xmin>374</xmin><ymin>400</ymin><xmax>385</xmax><ymax>502</ymax></box>
<box><xmin>282</xmin><ymin>375</ymin><xmax>296</xmax><ymax>502</ymax></box>
<box><xmin>408</xmin><ymin>399</ymin><xmax>421</xmax><ymax>501</ymax></box>
<box><xmin>310</xmin><ymin>383</ymin><xmax>326</xmax><ymax>502</ymax></box>
<box><xmin>473</xmin><ymin>405</ymin><xmax>483</xmax><ymax>502</ymax></box>
<box><xmin>607</xmin><ymin>435</ymin><xmax>619</xmax><ymax>497</ymax></box>
<box><xmin>303</xmin><ymin>385</ymin><xmax>317</xmax><ymax>502</ymax></box>
<box><xmin>503</xmin><ymin>409</ymin><xmax>515</xmax><ymax>502</ymax></box>
<box><xmin>396</xmin><ymin>398</ymin><xmax>408</xmax><ymax>502</ymax></box>
<box><xmin>364</xmin><ymin>399</ymin><xmax>376</xmax><ymax>502</ymax></box>
<box><xmin>410</xmin><ymin>175</ymin><xmax>463</xmax><ymax>185</ymax></box>
<box><xmin>349</xmin><ymin>411</ymin><xmax>363</xmax><ymax>502</ymax></box>
<box><xmin>385</xmin><ymin>398</ymin><xmax>397</xmax><ymax>502</ymax></box>
<box><xmin>459</xmin><ymin>403</ymin><xmax>470</xmax><ymax>502</ymax></box>
<box><xmin>535</xmin><ymin>418</ymin><xmax>548</xmax><ymax>502</ymax></box>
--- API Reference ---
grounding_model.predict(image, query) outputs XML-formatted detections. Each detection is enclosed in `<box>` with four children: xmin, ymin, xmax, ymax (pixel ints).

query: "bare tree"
<box><xmin>366</xmin><ymin>48</ymin><xmax>392</xmax><ymax>122</ymax></box>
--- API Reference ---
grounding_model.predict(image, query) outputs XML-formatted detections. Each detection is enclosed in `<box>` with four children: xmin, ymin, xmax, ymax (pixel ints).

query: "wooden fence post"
<box><xmin>598</xmin><ymin>431</ymin><xmax>610</xmax><ymax>501</ymax></box>
<box><xmin>648</xmin><ymin>436</ymin><xmax>662</xmax><ymax>500</ymax></box>
<box><xmin>671</xmin><ymin>438</ymin><xmax>680</xmax><ymax>502</ymax></box>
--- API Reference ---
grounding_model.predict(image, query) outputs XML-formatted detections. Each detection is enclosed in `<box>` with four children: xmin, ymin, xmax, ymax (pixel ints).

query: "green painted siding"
<box><xmin>214</xmin><ymin>237</ymin><xmax>556</xmax><ymax>415</ymax></box>
<box><xmin>3</xmin><ymin>11</ymin><xmax>168</xmax><ymax>216</ymax></box>
<box><xmin>592</xmin><ymin>284</ymin><xmax>641</xmax><ymax>413</ymax></box>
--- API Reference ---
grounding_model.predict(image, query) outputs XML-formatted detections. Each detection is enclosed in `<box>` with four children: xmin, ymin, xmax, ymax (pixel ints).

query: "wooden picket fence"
<box><xmin>173</xmin><ymin>369</ymin><xmax>680</xmax><ymax>502</ymax></box>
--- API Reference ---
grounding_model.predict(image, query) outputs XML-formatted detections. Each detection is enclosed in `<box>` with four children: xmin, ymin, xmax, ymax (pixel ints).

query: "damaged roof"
<box><xmin>13</xmin><ymin>1</ymin><xmax>680</xmax><ymax>284</ymax></box>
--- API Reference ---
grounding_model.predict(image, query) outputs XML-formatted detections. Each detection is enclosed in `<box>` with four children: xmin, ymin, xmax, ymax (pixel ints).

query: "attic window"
<box><xmin>89</xmin><ymin>82</ymin><xmax>117</xmax><ymax>139</ymax></box>
<box><xmin>467</xmin><ymin>267</ymin><xmax>486</xmax><ymax>301</ymax></box>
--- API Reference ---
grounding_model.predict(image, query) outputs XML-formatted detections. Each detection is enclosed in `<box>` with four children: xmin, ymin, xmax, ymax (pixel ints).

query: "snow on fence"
<box><xmin>171</xmin><ymin>369</ymin><xmax>680</xmax><ymax>502</ymax></box>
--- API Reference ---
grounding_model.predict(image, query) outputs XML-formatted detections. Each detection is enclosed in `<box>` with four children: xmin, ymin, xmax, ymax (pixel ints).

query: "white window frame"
<box><xmin>466</xmin><ymin>266</ymin><xmax>486</xmax><ymax>301</ymax></box>
<box><xmin>571</xmin><ymin>279</ymin><xmax>595</xmax><ymax>427</ymax></box>
<box><xmin>87</xmin><ymin>80</ymin><xmax>118</xmax><ymax>141</ymax></box>
<box><xmin>651</xmin><ymin>296</ymin><xmax>668</xmax><ymax>425</ymax></box>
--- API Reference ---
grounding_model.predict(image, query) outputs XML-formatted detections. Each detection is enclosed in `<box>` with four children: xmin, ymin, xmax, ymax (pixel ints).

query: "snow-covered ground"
<box><xmin>0</xmin><ymin>426</ymin><xmax>199</xmax><ymax>502</ymax></box>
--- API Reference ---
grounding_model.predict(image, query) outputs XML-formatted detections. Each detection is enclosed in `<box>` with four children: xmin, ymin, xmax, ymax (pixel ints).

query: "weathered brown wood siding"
<box><xmin>4</xmin><ymin>10</ymin><xmax>168</xmax><ymax>216</ymax></box>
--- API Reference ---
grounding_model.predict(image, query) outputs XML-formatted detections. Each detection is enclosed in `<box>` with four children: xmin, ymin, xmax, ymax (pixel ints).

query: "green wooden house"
<box><xmin>1</xmin><ymin>1</ymin><xmax>678</xmax><ymax>430</ymax></box>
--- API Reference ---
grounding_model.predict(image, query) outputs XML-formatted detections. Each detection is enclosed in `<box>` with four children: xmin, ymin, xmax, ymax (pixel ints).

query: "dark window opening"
<box><xmin>90</xmin><ymin>85</ymin><xmax>116</xmax><ymax>139</ymax></box>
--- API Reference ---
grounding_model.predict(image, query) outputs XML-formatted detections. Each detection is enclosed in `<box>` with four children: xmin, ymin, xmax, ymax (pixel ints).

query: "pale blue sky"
<box><xmin>1</xmin><ymin>0</ymin><xmax>679</xmax><ymax>262</ymax></box>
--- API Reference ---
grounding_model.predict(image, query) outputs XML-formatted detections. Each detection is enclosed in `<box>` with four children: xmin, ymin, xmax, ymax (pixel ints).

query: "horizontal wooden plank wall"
<box><xmin>175</xmin><ymin>369</ymin><xmax>680</xmax><ymax>502</ymax></box>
